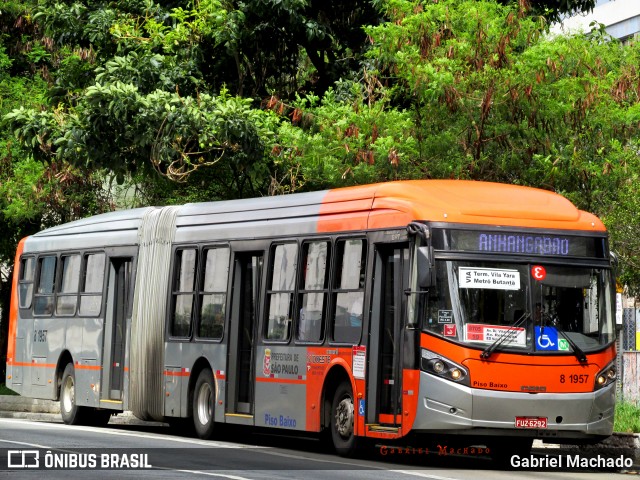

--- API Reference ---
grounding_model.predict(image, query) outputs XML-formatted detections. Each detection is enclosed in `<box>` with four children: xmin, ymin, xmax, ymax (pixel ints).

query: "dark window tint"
<box><xmin>265</xmin><ymin>243</ymin><xmax>297</xmax><ymax>341</ymax></box>
<box><xmin>56</xmin><ymin>254</ymin><xmax>80</xmax><ymax>315</ymax></box>
<box><xmin>18</xmin><ymin>256</ymin><xmax>35</xmax><ymax>309</ymax></box>
<box><xmin>79</xmin><ymin>253</ymin><xmax>105</xmax><ymax>316</ymax></box>
<box><xmin>198</xmin><ymin>247</ymin><xmax>230</xmax><ymax>339</ymax></box>
<box><xmin>34</xmin><ymin>256</ymin><xmax>57</xmax><ymax>315</ymax></box>
<box><xmin>297</xmin><ymin>241</ymin><xmax>329</xmax><ymax>343</ymax></box>
<box><xmin>171</xmin><ymin>248</ymin><xmax>197</xmax><ymax>337</ymax></box>
<box><xmin>331</xmin><ymin>239</ymin><xmax>366</xmax><ymax>343</ymax></box>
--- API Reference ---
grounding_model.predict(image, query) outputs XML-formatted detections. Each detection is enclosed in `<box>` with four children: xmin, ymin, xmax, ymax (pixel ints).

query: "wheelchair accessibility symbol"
<box><xmin>537</xmin><ymin>334</ymin><xmax>555</xmax><ymax>349</ymax></box>
<box><xmin>534</xmin><ymin>326</ymin><xmax>559</xmax><ymax>351</ymax></box>
<box><xmin>358</xmin><ymin>400</ymin><xmax>365</xmax><ymax>416</ymax></box>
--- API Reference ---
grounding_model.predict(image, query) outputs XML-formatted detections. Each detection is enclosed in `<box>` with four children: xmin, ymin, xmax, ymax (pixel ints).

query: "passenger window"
<box><xmin>297</xmin><ymin>241</ymin><xmax>329</xmax><ymax>343</ymax></box>
<box><xmin>331</xmin><ymin>239</ymin><xmax>367</xmax><ymax>344</ymax></box>
<box><xmin>18</xmin><ymin>256</ymin><xmax>35</xmax><ymax>309</ymax></box>
<box><xmin>198</xmin><ymin>247</ymin><xmax>230</xmax><ymax>339</ymax></box>
<box><xmin>34</xmin><ymin>256</ymin><xmax>57</xmax><ymax>316</ymax></box>
<box><xmin>265</xmin><ymin>243</ymin><xmax>297</xmax><ymax>341</ymax></box>
<box><xmin>56</xmin><ymin>254</ymin><xmax>81</xmax><ymax>316</ymax></box>
<box><xmin>170</xmin><ymin>248</ymin><xmax>197</xmax><ymax>337</ymax></box>
<box><xmin>79</xmin><ymin>253</ymin><xmax>105</xmax><ymax>316</ymax></box>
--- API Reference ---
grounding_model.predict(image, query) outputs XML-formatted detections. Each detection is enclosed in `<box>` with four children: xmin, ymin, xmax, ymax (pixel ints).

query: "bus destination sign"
<box><xmin>434</xmin><ymin>230</ymin><xmax>604</xmax><ymax>258</ymax></box>
<box><xmin>478</xmin><ymin>233</ymin><xmax>570</xmax><ymax>256</ymax></box>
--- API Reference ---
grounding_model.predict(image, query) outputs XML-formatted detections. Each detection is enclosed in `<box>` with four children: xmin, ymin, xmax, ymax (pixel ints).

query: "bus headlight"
<box><xmin>594</xmin><ymin>362</ymin><xmax>616</xmax><ymax>391</ymax></box>
<box><xmin>421</xmin><ymin>349</ymin><xmax>470</xmax><ymax>386</ymax></box>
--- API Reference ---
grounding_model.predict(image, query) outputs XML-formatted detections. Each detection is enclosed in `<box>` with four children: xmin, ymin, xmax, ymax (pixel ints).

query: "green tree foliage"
<box><xmin>269</xmin><ymin>0</ymin><xmax>640</xmax><ymax>289</ymax></box>
<box><xmin>2</xmin><ymin>0</ymin><xmax>640</xmax><ymax>295</ymax></box>
<box><xmin>0</xmin><ymin>1</ymin><xmax>112</xmax><ymax>376</ymax></box>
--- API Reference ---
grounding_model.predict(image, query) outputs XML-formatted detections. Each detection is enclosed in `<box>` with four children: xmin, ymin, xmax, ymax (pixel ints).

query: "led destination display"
<box><xmin>432</xmin><ymin>229</ymin><xmax>606</xmax><ymax>258</ymax></box>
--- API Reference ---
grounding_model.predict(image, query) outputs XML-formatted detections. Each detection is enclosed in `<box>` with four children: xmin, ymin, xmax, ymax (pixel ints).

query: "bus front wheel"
<box><xmin>60</xmin><ymin>363</ymin><xmax>86</xmax><ymax>425</ymax></box>
<box><xmin>331</xmin><ymin>381</ymin><xmax>359</xmax><ymax>457</ymax></box>
<box><xmin>193</xmin><ymin>369</ymin><xmax>215</xmax><ymax>439</ymax></box>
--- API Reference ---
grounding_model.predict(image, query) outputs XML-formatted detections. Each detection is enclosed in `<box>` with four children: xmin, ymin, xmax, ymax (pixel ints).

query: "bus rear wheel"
<box><xmin>60</xmin><ymin>363</ymin><xmax>87</xmax><ymax>425</ymax></box>
<box><xmin>193</xmin><ymin>369</ymin><xmax>215</xmax><ymax>439</ymax></box>
<box><xmin>331</xmin><ymin>381</ymin><xmax>360</xmax><ymax>457</ymax></box>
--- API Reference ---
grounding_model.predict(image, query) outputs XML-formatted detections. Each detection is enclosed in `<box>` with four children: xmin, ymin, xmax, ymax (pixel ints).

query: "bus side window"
<box><xmin>198</xmin><ymin>246</ymin><xmax>230</xmax><ymax>340</ymax></box>
<box><xmin>18</xmin><ymin>256</ymin><xmax>35</xmax><ymax>309</ymax></box>
<box><xmin>79</xmin><ymin>253</ymin><xmax>105</xmax><ymax>316</ymax></box>
<box><xmin>170</xmin><ymin>248</ymin><xmax>198</xmax><ymax>338</ymax></box>
<box><xmin>56</xmin><ymin>254</ymin><xmax>81</xmax><ymax>316</ymax></box>
<box><xmin>297</xmin><ymin>240</ymin><xmax>329</xmax><ymax>343</ymax></box>
<box><xmin>331</xmin><ymin>238</ymin><xmax>366</xmax><ymax>344</ymax></box>
<box><xmin>34</xmin><ymin>256</ymin><xmax>57</xmax><ymax>316</ymax></box>
<box><xmin>265</xmin><ymin>243</ymin><xmax>297</xmax><ymax>341</ymax></box>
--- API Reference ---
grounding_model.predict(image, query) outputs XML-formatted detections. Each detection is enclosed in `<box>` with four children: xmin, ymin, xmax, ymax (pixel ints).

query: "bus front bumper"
<box><xmin>412</xmin><ymin>371</ymin><xmax>615</xmax><ymax>439</ymax></box>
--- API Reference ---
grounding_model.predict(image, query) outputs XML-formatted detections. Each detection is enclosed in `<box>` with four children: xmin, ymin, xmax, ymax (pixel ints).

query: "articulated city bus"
<box><xmin>5</xmin><ymin>180</ymin><xmax>616</xmax><ymax>458</ymax></box>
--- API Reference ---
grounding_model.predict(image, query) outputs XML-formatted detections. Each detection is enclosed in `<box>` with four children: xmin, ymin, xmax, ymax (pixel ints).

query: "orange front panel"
<box><xmin>464</xmin><ymin>359</ymin><xmax>598</xmax><ymax>394</ymax></box>
<box><xmin>421</xmin><ymin>334</ymin><xmax>615</xmax><ymax>393</ymax></box>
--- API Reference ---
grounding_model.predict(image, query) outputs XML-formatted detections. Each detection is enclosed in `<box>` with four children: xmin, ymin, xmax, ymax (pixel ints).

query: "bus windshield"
<box><xmin>420</xmin><ymin>260</ymin><xmax>615</xmax><ymax>354</ymax></box>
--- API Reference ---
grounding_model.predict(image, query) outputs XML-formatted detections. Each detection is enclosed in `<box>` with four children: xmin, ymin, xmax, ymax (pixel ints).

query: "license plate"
<box><xmin>515</xmin><ymin>416</ymin><xmax>547</xmax><ymax>429</ymax></box>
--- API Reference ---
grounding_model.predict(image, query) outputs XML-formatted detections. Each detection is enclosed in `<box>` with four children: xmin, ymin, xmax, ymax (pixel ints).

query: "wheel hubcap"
<box><xmin>335</xmin><ymin>396</ymin><xmax>354</xmax><ymax>438</ymax></box>
<box><xmin>197</xmin><ymin>383</ymin><xmax>213</xmax><ymax>426</ymax></box>
<box><xmin>62</xmin><ymin>376</ymin><xmax>74</xmax><ymax>413</ymax></box>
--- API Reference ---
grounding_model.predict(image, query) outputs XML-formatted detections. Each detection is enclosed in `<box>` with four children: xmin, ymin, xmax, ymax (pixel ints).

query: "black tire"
<box><xmin>60</xmin><ymin>363</ymin><xmax>87</xmax><ymax>425</ymax></box>
<box><xmin>330</xmin><ymin>381</ymin><xmax>359</xmax><ymax>457</ymax></box>
<box><xmin>193</xmin><ymin>369</ymin><xmax>216</xmax><ymax>439</ymax></box>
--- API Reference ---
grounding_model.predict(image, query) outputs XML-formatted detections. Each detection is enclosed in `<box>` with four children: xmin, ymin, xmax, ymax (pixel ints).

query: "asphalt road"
<box><xmin>0</xmin><ymin>418</ymin><xmax>632</xmax><ymax>479</ymax></box>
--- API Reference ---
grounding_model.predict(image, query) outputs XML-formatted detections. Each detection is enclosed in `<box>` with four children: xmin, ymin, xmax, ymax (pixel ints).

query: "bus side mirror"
<box><xmin>417</xmin><ymin>246</ymin><xmax>434</xmax><ymax>288</ymax></box>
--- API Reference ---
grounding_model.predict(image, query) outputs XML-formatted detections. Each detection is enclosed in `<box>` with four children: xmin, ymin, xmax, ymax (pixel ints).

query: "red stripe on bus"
<box><xmin>7</xmin><ymin>361</ymin><xmax>56</xmax><ymax>368</ymax></box>
<box><xmin>256</xmin><ymin>377</ymin><xmax>306</xmax><ymax>385</ymax></box>
<box><xmin>163</xmin><ymin>370</ymin><xmax>190</xmax><ymax>377</ymax></box>
<box><xmin>75</xmin><ymin>365</ymin><xmax>101</xmax><ymax>371</ymax></box>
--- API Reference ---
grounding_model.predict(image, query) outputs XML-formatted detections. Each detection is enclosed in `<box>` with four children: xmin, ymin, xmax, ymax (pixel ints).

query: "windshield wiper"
<box><xmin>553</xmin><ymin>325</ymin><xmax>588</xmax><ymax>363</ymax></box>
<box><xmin>481</xmin><ymin>312</ymin><xmax>530</xmax><ymax>360</ymax></box>
<box><xmin>539</xmin><ymin>312</ymin><xmax>588</xmax><ymax>363</ymax></box>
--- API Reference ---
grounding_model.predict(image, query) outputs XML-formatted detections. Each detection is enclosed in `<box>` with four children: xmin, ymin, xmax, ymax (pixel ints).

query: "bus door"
<box><xmin>367</xmin><ymin>243</ymin><xmax>409</xmax><ymax>428</ymax></box>
<box><xmin>102</xmin><ymin>253</ymin><xmax>134</xmax><ymax>403</ymax></box>
<box><xmin>226</xmin><ymin>250</ymin><xmax>263</xmax><ymax>419</ymax></box>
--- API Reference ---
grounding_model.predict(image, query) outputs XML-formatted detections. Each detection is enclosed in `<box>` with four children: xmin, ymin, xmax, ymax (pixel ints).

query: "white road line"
<box><xmin>172</xmin><ymin>470</ymin><xmax>256</xmax><ymax>479</ymax></box>
<box><xmin>0</xmin><ymin>418</ymin><xmax>259</xmax><ymax>448</ymax></box>
<box><xmin>0</xmin><ymin>438</ymin><xmax>51</xmax><ymax>449</ymax></box>
<box><xmin>390</xmin><ymin>471</ymin><xmax>463</xmax><ymax>480</ymax></box>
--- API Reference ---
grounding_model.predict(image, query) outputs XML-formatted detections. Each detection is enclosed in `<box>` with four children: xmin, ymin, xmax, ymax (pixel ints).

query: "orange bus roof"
<box><xmin>319</xmin><ymin>180</ymin><xmax>605</xmax><ymax>232</ymax></box>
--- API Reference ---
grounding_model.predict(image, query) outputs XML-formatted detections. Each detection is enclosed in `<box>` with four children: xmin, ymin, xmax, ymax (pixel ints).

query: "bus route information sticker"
<box><xmin>458</xmin><ymin>267</ymin><xmax>520</xmax><ymax>290</ymax></box>
<box><xmin>465</xmin><ymin>324</ymin><xmax>526</xmax><ymax>346</ymax></box>
<box><xmin>352</xmin><ymin>346</ymin><xmax>366</xmax><ymax>379</ymax></box>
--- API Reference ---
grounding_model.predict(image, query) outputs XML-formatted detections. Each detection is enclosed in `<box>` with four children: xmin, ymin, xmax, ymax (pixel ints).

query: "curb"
<box><xmin>0</xmin><ymin>395</ymin><xmax>60</xmax><ymax>414</ymax></box>
<box><xmin>0</xmin><ymin>395</ymin><xmax>165</xmax><ymax>427</ymax></box>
